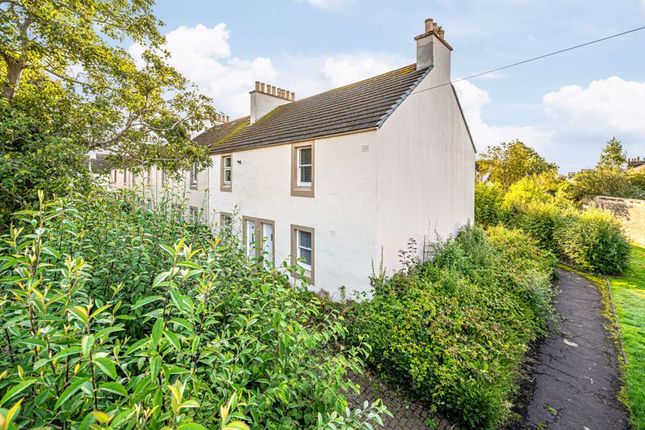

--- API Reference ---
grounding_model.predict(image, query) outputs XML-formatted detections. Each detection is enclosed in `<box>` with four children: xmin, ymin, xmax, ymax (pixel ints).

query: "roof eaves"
<box><xmin>450</xmin><ymin>84</ymin><xmax>477</xmax><ymax>154</ymax></box>
<box><xmin>375</xmin><ymin>65</ymin><xmax>432</xmax><ymax>128</ymax></box>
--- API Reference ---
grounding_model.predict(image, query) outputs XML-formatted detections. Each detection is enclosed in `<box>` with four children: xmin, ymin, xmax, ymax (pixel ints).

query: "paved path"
<box><xmin>349</xmin><ymin>372</ymin><xmax>456</xmax><ymax>429</ymax></box>
<box><xmin>522</xmin><ymin>269</ymin><xmax>629</xmax><ymax>430</ymax></box>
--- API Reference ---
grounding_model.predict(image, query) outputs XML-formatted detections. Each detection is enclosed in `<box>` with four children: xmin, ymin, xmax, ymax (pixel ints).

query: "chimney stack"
<box><xmin>415</xmin><ymin>18</ymin><xmax>452</xmax><ymax>80</ymax></box>
<box><xmin>250</xmin><ymin>81</ymin><xmax>295</xmax><ymax>124</ymax></box>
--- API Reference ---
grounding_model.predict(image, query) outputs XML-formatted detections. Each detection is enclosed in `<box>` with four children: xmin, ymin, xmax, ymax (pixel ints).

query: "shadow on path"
<box><xmin>522</xmin><ymin>269</ymin><xmax>629</xmax><ymax>430</ymax></box>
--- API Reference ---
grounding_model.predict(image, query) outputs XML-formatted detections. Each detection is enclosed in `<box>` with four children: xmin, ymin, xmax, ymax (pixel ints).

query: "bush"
<box><xmin>555</xmin><ymin>208</ymin><xmax>631</xmax><ymax>274</ymax></box>
<box><xmin>348</xmin><ymin>226</ymin><xmax>556</xmax><ymax>429</ymax></box>
<box><xmin>505</xmin><ymin>202</ymin><xmax>562</xmax><ymax>251</ymax></box>
<box><xmin>474</xmin><ymin>182</ymin><xmax>505</xmax><ymax>227</ymax></box>
<box><xmin>476</xmin><ymin>179</ymin><xmax>631</xmax><ymax>275</ymax></box>
<box><xmin>0</xmin><ymin>193</ymin><xmax>386</xmax><ymax>429</ymax></box>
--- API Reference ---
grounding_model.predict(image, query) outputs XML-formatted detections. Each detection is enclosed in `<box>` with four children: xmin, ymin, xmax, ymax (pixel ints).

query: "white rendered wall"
<box><xmin>209</xmin><ymin>132</ymin><xmax>378</xmax><ymax>297</ymax></box>
<box><xmin>374</xmin><ymin>70</ymin><xmax>476</xmax><ymax>275</ymax></box>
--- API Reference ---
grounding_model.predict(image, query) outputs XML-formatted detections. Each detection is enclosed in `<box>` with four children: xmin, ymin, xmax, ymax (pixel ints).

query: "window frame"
<box><xmin>189</xmin><ymin>206</ymin><xmax>199</xmax><ymax>223</ymax></box>
<box><xmin>242</xmin><ymin>216</ymin><xmax>275</xmax><ymax>264</ymax></box>
<box><xmin>290</xmin><ymin>224</ymin><xmax>315</xmax><ymax>283</ymax></box>
<box><xmin>123</xmin><ymin>168</ymin><xmax>128</xmax><ymax>186</ymax></box>
<box><xmin>291</xmin><ymin>143</ymin><xmax>315</xmax><ymax>197</ymax></box>
<box><xmin>220</xmin><ymin>154</ymin><xmax>233</xmax><ymax>192</ymax></box>
<box><xmin>189</xmin><ymin>163</ymin><xmax>198</xmax><ymax>190</ymax></box>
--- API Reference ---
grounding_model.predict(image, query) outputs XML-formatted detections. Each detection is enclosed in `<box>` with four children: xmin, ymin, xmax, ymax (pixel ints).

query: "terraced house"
<box><xmin>112</xmin><ymin>19</ymin><xmax>476</xmax><ymax>296</ymax></box>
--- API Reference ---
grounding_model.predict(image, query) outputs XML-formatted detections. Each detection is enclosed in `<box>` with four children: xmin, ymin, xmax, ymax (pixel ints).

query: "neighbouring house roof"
<box><xmin>197</xmin><ymin>64</ymin><xmax>431</xmax><ymax>154</ymax></box>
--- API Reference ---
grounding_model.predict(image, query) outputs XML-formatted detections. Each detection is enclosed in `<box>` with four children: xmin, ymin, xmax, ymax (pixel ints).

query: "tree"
<box><xmin>597</xmin><ymin>137</ymin><xmax>626</xmax><ymax>170</ymax></box>
<box><xmin>0</xmin><ymin>0</ymin><xmax>216</xmax><ymax>172</ymax></box>
<box><xmin>564</xmin><ymin>138</ymin><xmax>643</xmax><ymax>201</ymax></box>
<box><xmin>477</xmin><ymin>140</ymin><xmax>559</xmax><ymax>189</ymax></box>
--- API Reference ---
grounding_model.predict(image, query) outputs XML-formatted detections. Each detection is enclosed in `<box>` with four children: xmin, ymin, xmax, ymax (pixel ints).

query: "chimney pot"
<box><xmin>255</xmin><ymin>81</ymin><xmax>260</xmax><ymax>91</ymax></box>
<box><xmin>425</xmin><ymin>18</ymin><xmax>435</xmax><ymax>33</ymax></box>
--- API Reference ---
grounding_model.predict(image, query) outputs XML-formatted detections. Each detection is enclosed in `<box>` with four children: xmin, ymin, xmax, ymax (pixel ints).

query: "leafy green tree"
<box><xmin>0</xmin><ymin>0</ymin><xmax>217</xmax><ymax>225</ymax></box>
<box><xmin>477</xmin><ymin>140</ymin><xmax>558</xmax><ymax>189</ymax></box>
<box><xmin>565</xmin><ymin>138</ymin><xmax>644</xmax><ymax>201</ymax></box>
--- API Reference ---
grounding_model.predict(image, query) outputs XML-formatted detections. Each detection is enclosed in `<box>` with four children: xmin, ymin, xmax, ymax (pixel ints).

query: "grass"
<box><xmin>610</xmin><ymin>244</ymin><xmax>645</xmax><ymax>430</ymax></box>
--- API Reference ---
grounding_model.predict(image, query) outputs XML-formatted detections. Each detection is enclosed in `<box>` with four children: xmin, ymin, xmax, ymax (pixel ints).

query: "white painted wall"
<box><xmin>374</xmin><ymin>68</ymin><xmax>476</xmax><ymax>274</ymax></box>
<box><xmin>109</xmin><ymin>165</ymin><xmax>210</xmax><ymax>222</ymax></box>
<box><xmin>210</xmin><ymin>132</ymin><xmax>379</xmax><ymax>297</ymax></box>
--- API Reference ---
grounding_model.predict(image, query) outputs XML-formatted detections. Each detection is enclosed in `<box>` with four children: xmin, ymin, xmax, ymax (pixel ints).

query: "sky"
<box><xmin>144</xmin><ymin>0</ymin><xmax>645</xmax><ymax>172</ymax></box>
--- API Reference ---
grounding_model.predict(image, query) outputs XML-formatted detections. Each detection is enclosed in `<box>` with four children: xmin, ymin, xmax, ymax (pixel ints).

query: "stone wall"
<box><xmin>591</xmin><ymin>196</ymin><xmax>645</xmax><ymax>246</ymax></box>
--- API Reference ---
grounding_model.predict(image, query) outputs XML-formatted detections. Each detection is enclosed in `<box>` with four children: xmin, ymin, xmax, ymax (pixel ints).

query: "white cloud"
<box><xmin>543</xmin><ymin>76</ymin><xmax>645</xmax><ymax>137</ymax></box>
<box><xmin>454</xmin><ymin>80</ymin><xmax>554</xmax><ymax>154</ymax></box>
<box><xmin>129</xmin><ymin>23</ymin><xmax>277</xmax><ymax>116</ymax></box>
<box><xmin>321</xmin><ymin>53</ymin><xmax>407</xmax><ymax>87</ymax></box>
<box><xmin>296</xmin><ymin>0</ymin><xmax>352</xmax><ymax>10</ymax></box>
<box><xmin>455</xmin><ymin>77</ymin><xmax>645</xmax><ymax>172</ymax></box>
<box><xmin>129</xmin><ymin>23</ymin><xmax>405</xmax><ymax>118</ymax></box>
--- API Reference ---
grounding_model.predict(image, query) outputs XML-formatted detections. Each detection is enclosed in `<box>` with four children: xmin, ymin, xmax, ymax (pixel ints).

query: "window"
<box><xmin>220</xmin><ymin>212</ymin><xmax>233</xmax><ymax>227</ymax></box>
<box><xmin>291</xmin><ymin>143</ymin><xmax>314</xmax><ymax>197</ymax></box>
<box><xmin>189</xmin><ymin>206</ymin><xmax>199</xmax><ymax>223</ymax></box>
<box><xmin>161</xmin><ymin>170</ymin><xmax>166</xmax><ymax>187</ymax></box>
<box><xmin>146</xmin><ymin>198</ymin><xmax>153</xmax><ymax>210</ymax></box>
<box><xmin>243</xmin><ymin>217</ymin><xmax>275</xmax><ymax>264</ymax></box>
<box><xmin>220</xmin><ymin>155</ymin><xmax>232</xmax><ymax>192</ymax></box>
<box><xmin>113</xmin><ymin>170</ymin><xmax>117</xmax><ymax>183</ymax></box>
<box><xmin>291</xmin><ymin>225</ymin><xmax>315</xmax><ymax>283</ymax></box>
<box><xmin>189</xmin><ymin>163</ymin><xmax>198</xmax><ymax>189</ymax></box>
<box><xmin>147</xmin><ymin>166</ymin><xmax>152</xmax><ymax>186</ymax></box>
<box><xmin>123</xmin><ymin>169</ymin><xmax>128</xmax><ymax>186</ymax></box>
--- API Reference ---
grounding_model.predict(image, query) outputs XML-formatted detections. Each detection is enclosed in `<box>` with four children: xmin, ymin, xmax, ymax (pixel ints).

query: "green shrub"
<box><xmin>474</xmin><ymin>182</ymin><xmax>505</xmax><ymax>227</ymax></box>
<box><xmin>348</xmin><ymin>226</ymin><xmax>555</xmax><ymax>429</ymax></box>
<box><xmin>555</xmin><ymin>208</ymin><xmax>631</xmax><ymax>274</ymax></box>
<box><xmin>476</xmin><ymin>178</ymin><xmax>631</xmax><ymax>275</ymax></box>
<box><xmin>505</xmin><ymin>202</ymin><xmax>562</xmax><ymax>251</ymax></box>
<box><xmin>0</xmin><ymin>193</ymin><xmax>386</xmax><ymax>429</ymax></box>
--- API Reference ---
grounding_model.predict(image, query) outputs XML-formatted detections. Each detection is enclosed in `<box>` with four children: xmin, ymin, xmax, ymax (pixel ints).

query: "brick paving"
<box><xmin>348</xmin><ymin>372</ymin><xmax>458</xmax><ymax>430</ymax></box>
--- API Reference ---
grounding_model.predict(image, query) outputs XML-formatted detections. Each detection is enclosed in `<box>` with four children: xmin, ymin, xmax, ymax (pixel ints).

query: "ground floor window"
<box><xmin>243</xmin><ymin>216</ymin><xmax>275</xmax><ymax>264</ymax></box>
<box><xmin>291</xmin><ymin>224</ymin><xmax>315</xmax><ymax>283</ymax></box>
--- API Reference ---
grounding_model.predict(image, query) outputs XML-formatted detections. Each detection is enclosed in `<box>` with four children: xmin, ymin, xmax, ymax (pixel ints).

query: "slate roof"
<box><xmin>197</xmin><ymin>64</ymin><xmax>431</xmax><ymax>153</ymax></box>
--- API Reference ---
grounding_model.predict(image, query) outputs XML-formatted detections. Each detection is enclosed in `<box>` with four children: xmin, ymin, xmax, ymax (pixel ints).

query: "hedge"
<box><xmin>348</xmin><ymin>226</ymin><xmax>556</xmax><ymax>429</ymax></box>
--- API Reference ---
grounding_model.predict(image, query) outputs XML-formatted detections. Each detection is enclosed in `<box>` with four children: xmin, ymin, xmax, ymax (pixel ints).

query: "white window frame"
<box><xmin>190</xmin><ymin>163</ymin><xmax>198</xmax><ymax>189</ymax></box>
<box><xmin>243</xmin><ymin>216</ymin><xmax>275</xmax><ymax>264</ymax></box>
<box><xmin>297</xmin><ymin>146</ymin><xmax>313</xmax><ymax>187</ymax></box>
<box><xmin>291</xmin><ymin>224</ymin><xmax>315</xmax><ymax>283</ymax></box>
<box><xmin>221</xmin><ymin>155</ymin><xmax>232</xmax><ymax>192</ymax></box>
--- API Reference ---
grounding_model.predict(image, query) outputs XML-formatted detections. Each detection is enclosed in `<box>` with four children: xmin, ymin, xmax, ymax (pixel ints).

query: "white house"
<box><xmin>193</xmin><ymin>19</ymin><xmax>476</xmax><ymax>296</ymax></box>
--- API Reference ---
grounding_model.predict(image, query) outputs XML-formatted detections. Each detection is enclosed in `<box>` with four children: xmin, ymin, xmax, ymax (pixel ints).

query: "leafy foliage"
<box><xmin>348</xmin><ymin>226</ymin><xmax>556</xmax><ymax>429</ymax></box>
<box><xmin>0</xmin><ymin>102</ymin><xmax>96</xmax><ymax>226</ymax></box>
<box><xmin>0</xmin><ymin>192</ymin><xmax>386</xmax><ymax>429</ymax></box>
<box><xmin>565</xmin><ymin>138</ymin><xmax>645</xmax><ymax>201</ymax></box>
<box><xmin>0</xmin><ymin>0</ymin><xmax>216</xmax><ymax>171</ymax></box>
<box><xmin>554</xmin><ymin>208</ymin><xmax>631</xmax><ymax>275</ymax></box>
<box><xmin>476</xmin><ymin>140</ymin><xmax>558</xmax><ymax>189</ymax></box>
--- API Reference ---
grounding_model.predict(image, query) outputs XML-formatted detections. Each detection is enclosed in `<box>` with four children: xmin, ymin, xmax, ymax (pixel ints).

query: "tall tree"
<box><xmin>597</xmin><ymin>137</ymin><xmax>626</xmax><ymax>170</ymax></box>
<box><xmin>0</xmin><ymin>0</ymin><xmax>217</xmax><ymax>172</ymax></box>
<box><xmin>477</xmin><ymin>140</ymin><xmax>559</xmax><ymax>189</ymax></box>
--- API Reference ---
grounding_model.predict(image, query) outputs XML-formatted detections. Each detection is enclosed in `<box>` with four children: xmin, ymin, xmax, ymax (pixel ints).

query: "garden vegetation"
<box><xmin>0</xmin><ymin>192</ymin><xmax>387</xmax><ymax>429</ymax></box>
<box><xmin>348</xmin><ymin>226</ymin><xmax>557</xmax><ymax>429</ymax></box>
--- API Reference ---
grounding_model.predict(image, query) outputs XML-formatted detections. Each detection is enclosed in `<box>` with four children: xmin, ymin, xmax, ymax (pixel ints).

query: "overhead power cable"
<box><xmin>415</xmin><ymin>24</ymin><xmax>645</xmax><ymax>93</ymax></box>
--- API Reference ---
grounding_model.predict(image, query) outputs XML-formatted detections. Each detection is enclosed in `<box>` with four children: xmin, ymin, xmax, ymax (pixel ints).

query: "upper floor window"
<box><xmin>123</xmin><ymin>169</ymin><xmax>128</xmax><ymax>186</ymax></box>
<box><xmin>291</xmin><ymin>143</ymin><xmax>314</xmax><ymax>197</ymax></box>
<box><xmin>189</xmin><ymin>163</ymin><xmax>198</xmax><ymax>189</ymax></box>
<box><xmin>220</xmin><ymin>155</ymin><xmax>232</xmax><ymax>192</ymax></box>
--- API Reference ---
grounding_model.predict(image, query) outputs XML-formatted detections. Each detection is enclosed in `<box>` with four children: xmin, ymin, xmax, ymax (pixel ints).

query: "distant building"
<box><xmin>628</xmin><ymin>157</ymin><xmax>645</xmax><ymax>172</ymax></box>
